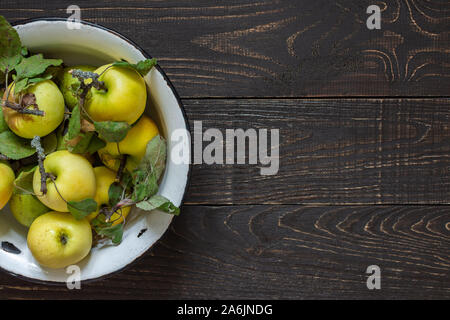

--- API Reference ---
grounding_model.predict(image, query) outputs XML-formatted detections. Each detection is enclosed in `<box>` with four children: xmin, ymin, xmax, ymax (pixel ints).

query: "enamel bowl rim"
<box><xmin>0</xmin><ymin>17</ymin><xmax>192</xmax><ymax>286</ymax></box>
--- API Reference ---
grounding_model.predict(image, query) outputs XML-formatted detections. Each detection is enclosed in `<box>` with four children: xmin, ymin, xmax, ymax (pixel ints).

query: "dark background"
<box><xmin>0</xmin><ymin>0</ymin><xmax>449</xmax><ymax>299</ymax></box>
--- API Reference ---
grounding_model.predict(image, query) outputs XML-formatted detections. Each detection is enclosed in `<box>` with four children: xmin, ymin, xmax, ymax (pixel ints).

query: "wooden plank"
<box><xmin>1</xmin><ymin>0</ymin><xmax>449</xmax><ymax>97</ymax></box>
<box><xmin>182</xmin><ymin>98</ymin><xmax>450</xmax><ymax>205</ymax></box>
<box><xmin>1</xmin><ymin>205</ymin><xmax>449</xmax><ymax>299</ymax></box>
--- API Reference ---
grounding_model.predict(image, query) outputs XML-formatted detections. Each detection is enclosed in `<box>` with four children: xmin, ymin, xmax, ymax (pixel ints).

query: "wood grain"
<box><xmin>182</xmin><ymin>98</ymin><xmax>450</xmax><ymax>205</ymax></box>
<box><xmin>0</xmin><ymin>1</ymin><xmax>448</xmax><ymax>300</ymax></box>
<box><xmin>0</xmin><ymin>205</ymin><xmax>448</xmax><ymax>299</ymax></box>
<box><xmin>1</xmin><ymin>0</ymin><xmax>449</xmax><ymax>97</ymax></box>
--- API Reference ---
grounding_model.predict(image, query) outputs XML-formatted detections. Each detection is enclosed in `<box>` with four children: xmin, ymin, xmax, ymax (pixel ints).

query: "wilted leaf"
<box><xmin>81</xmin><ymin>119</ymin><xmax>95</xmax><ymax>132</ymax></box>
<box><xmin>64</xmin><ymin>132</ymin><xmax>105</xmax><ymax>155</ymax></box>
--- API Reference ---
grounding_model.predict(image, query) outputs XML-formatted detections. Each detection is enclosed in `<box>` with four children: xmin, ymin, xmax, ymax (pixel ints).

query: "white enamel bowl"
<box><xmin>0</xmin><ymin>19</ymin><xmax>191</xmax><ymax>283</ymax></box>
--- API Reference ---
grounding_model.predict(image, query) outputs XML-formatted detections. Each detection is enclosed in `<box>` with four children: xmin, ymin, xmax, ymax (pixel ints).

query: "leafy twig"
<box><xmin>101</xmin><ymin>198</ymin><xmax>135</xmax><ymax>222</ymax></box>
<box><xmin>69</xmin><ymin>69</ymin><xmax>107</xmax><ymax>92</ymax></box>
<box><xmin>1</xmin><ymin>98</ymin><xmax>45</xmax><ymax>116</ymax></box>
<box><xmin>31</xmin><ymin>136</ymin><xmax>51</xmax><ymax>194</ymax></box>
<box><xmin>116</xmin><ymin>154</ymin><xmax>127</xmax><ymax>182</ymax></box>
<box><xmin>69</xmin><ymin>68</ymin><xmax>107</xmax><ymax>122</ymax></box>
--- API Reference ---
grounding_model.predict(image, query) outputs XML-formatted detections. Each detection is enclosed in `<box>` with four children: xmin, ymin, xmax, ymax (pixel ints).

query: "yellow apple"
<box><xmin>27</xmin><ymin>211</ymin><xmax>92</xmax><ymax>269</ymax></box>
<box><xmin>2</xmin><ymin>80</ymin><xmax>65</xmax><ymax>139</ymax></box>
<box><xmin>98</xmin><ymin>115</ymin><xmax>159</xmax><ymax>172</ymax></box>
<box><xmin>33</xmin><ymin>150</ymin><xmax>96</xmax><ymax>212</ymax></box>
<box><xmin>59</xmin><ymin>65</ymin><xmax>96</xmax><ymax>109</ymax></box>
<box><xmin>10</xmin><ymin>193</ymin><xmax>50</xmax><ymax>227</ymax></box>
<box><xmin>0</xmin><ymin>162</ymin><xmax>14</xmax><ymax>210</ymax></box>
<box><xmin>87</xmin><ymin>166</ymin><xmax>130</xmax><ymax>226</ymax></box>
<box><xmin>84</xmin><ymin>64</ymin><xmax>146</xmax><ymax>125</ymax></box>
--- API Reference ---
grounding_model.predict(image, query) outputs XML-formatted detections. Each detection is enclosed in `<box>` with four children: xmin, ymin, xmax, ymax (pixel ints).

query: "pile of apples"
<box><xmin>0</xmin><ymin>63</ymin><xmax>160</xmax><ymax>269</ymax></box>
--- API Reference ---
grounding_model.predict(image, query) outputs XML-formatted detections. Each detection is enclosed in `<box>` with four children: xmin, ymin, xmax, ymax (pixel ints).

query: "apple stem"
<box><xmin>116</xmin><ymin>155</ymin><xmax>127</xmax><ymax>182</ymax></box>
<box><xmin>31</xmin><ymin>136</ymin><xmax>49</xmax><ymax>195</ymax></box>
<box><xmin>1</xmin><ymin>99</ymin><xmax>45</xmax><ymax>116</ymax></box>
<box><xmin>69</xmin><ymin>68</ymin><xmax>107</xmax><ymax>124</ymax></box>
<box><xmin>101</xmin><ymin>198</ymin><xmax>135</xmax><ymax>223</ymax></box>
<box><xmin>69</xmin><ymin>69</ymin><xmax>107</xmax><ymax>92</ymax></box>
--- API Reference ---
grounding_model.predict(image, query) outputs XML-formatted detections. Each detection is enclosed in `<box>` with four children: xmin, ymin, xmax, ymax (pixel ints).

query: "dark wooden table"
<box><xmin>0</xmin><ymin>0</ymin><xmax>449</xmax><ymax>300</ymax></box>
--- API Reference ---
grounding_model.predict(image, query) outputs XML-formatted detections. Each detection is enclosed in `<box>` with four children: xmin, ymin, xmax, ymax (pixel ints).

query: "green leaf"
<box><xmin>112</xmin><ymin>58</ymin><xmax>157</xmax><ymax>76</ymax></box>
<box><xmin>0</xmin><ymin>16</ymin><xmax>22</xmax><ymax>73</ymax></box>
<box><xmin>66</xmin><ymin>132</ymin><xmax>93</xmax><ymax>154</ymax></box>
<box><xmin>0</xmin><ymin>108</ymin><xmax>8</xmax><ymax>133</ymax></box>
<box><xmin>14</xmin><ymin>74</ymin><xmax>53</xmax><ymax>95</ymax></box>
<box><xmin>20</xmin><ymin>47</ymin><xmax>28</xmax><ymax>57</ymax></box>
<box><xmin>42</xmin><ymin>132</ymin><xmax>57</xmax><ymax>155</ymax></box>
<box><xmin>66</xmin><ymin>104</ymin><xmax>81</xmax><ymax>140</ymax></box>
<box><xmin>97</xmin><ymin>223</ymin><xmax>124</xmax><ymax>245</ymax></box>
<box><xmin>129</xmin><ymin>135</ymin><xmax>167</xmax><ymax>202</ymax></box>
<box><xmin>13</xmin><ymin>165</ymin><xmax>37</xmax><ymax>195</ymax></box>
<box><xmin>85</xmin><ymin>134</ymin><xmax>106</xmax><ymax>154</ymax></box>
<box><xmin>13</xmin><ymin>78</ymin><xmax>27</xmax><ymax>94</ymax></box>
<box><xmin>15</xmin><ymin>54</ymin><xmax>62</xmax><ymax>81</ymax></box>
<box><xmin>94</xmin><ymin>121</ymin><xmax>130</xmax><ymax>143</ymax></box>
<box><xmin>108</xmin><ymin>182</ymin><xmax>123</xmax><ymax>207</ymax></box>
<box><xmin>131</xmin><ymin>168</ymin><xmax>158</xmax><ymax>202</ymax></box>
<box><xmin>136</xmin><ymin>195</ymin><xmax>180</xmax><ymax>215</ymax></box>
<box><xmin>64</xmin><ymin>131</ymin><xmax>106</xmax><ymax>155</ymax></box>
<box><xmin>0</xmin><ymin>131</ymin><xmax>36</xmax><ymax>160</ymax></box>
<box><xmin>138</xmin><ymin>135</ymin><xmax>167</xmax><ymax>181</ymax></box>
<box><xmin>67</xmin><ymin>198</ymin><xmax>98</xmax><ymax>220</ymax></box>
<box><xmin>28</xmin><ymin>74</ymin><xmax>53</xmax><ymax>85</ymax></box>
<box><xmin>91</xmin><ymin>216</ymin><xmax>124</xmax><ymax>245</ymax></box>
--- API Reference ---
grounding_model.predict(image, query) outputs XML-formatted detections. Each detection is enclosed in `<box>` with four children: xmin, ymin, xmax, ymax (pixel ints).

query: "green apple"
<box><xmin>59</xmin><ymin>65</ymin><xmax>96</xmax><ymax>109</ymax></box>
<box><xmin>33</xmin><ymin>150</ymin><xmax>97</xmax><ymax>212</ymax></box>
<box><xmin>27</xmin><ymin>211</ymin><xmax>92</xmax><ymax>269</ymax></box>
<box><xmin>0</xmin><ymin>161</ymin><xmax>14</xmax><ymax>210</ymax></box>
<box><xmin>87</xmin><ymin>166</ymin><xmax>131</xmax><ymax>225</ymax></box>
<box><xmin>10</xmin><ymin>193</ymin><xmax>50</xmax><ymax>227</ymax></box>
<box><xmin>84</xmin><ymin>64</ymin><xmax>147</xmax><ymax>125</ymax></box>
<box><xmin>98</xmin><ymin>115</ymin><xmax>159</xmax><ymax>172</ymax></box>
<box><xmin>2</xmin><ymin>80</ymin><xmax>65</xmax><ymax>139</ymax></box>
